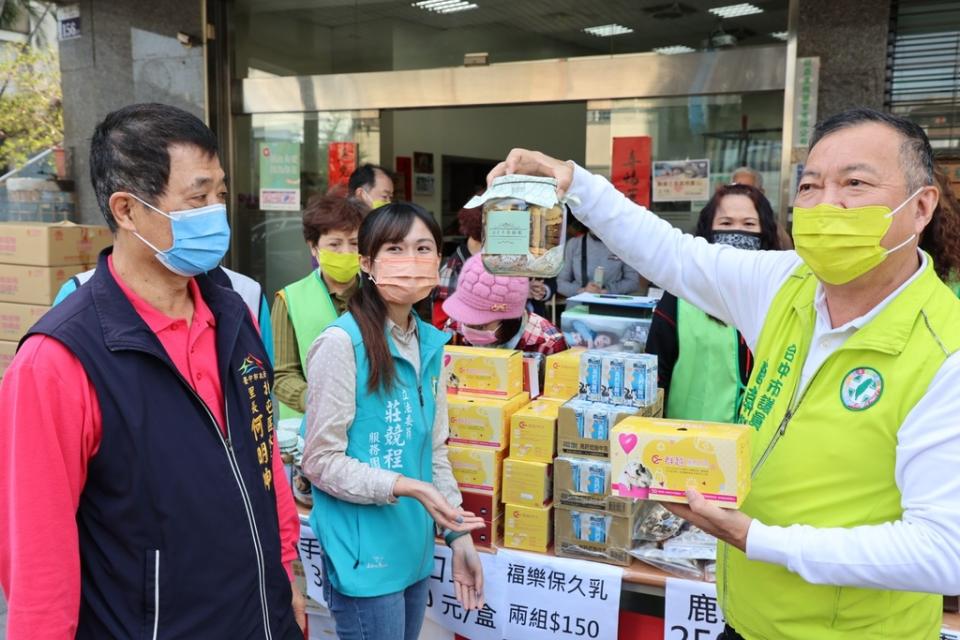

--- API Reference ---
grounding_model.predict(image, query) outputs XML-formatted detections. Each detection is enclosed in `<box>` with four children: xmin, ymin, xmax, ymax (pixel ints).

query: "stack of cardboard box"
<box><xmin>0</xmin><ymin>222</ymin><xmax>111</xmax><ymax>378</ymax></box>
<box><xmin>444</xmin><ymin>346</ymin><xmax>527</xmax><ymax>549</ymax></box>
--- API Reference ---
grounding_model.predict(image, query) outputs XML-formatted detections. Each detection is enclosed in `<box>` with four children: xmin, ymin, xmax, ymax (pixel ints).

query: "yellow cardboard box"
<box><xmin>0</xmin><ymin>340</ymin><xmax>16</xmax><ymax>379</ymax></box>
<box><xmin>447</xmin><ymin>443</ymin><xmax>507</xmax><ymax>494</ymax></box>
<box><xmin>610</xmin><ymin>416</ymin><xmax>751</xmax><ymax>508</ymax></box>
<box><xmin>543</xmin><ymin>347</ymin><xmax>585</xmax><ymax>400</ymax></box>
<box><xmin>0</xmin><ymin>302</ymin><xmax>49</xmax><ymax>341</ymax></box>
<box><xmin>444</xmin><ymin>345</ymin><xmax>524</xmax><ymax>399</ymax></box>
<box><xmin>448</xmin><ymin>392</ymin><xmax>529</xmax><ymax>447</ymax></box>
<box><xmin>510</xmin><ymin>397</ymin><xmax>565</xmax><ymax>463</ymax></box>
<box><xmin>0</xmin><ymin>222</ymin><xmax>112</xmax><ymax>266</ymax></box>
<box><xmin>504</xmin><ymin>503</ymin><xmax>553</xmax><ymax>553</ymax></box>
<box><xmin>503</xmin><ymin>457</ymin><xmax>552</xmax><ymax>507</ymax></box>
<box><xmin>0</xmin><ymin>264</ymin><xmax>87</xmax><ymax>305</ymax></box>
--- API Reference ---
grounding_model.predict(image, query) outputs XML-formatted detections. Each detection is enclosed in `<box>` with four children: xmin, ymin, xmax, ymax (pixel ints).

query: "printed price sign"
<box><xmin>297</xmin><ymin>521</ymin><xmax>327</xmax><ymax>608</ymax></box>
<box><xmin>499</xmin><ymin>548</ymin><xmax>622</xmax><ymax>640</ymax></box>
<box><xmin>424</xmin><ymin>544</ymin><xmax>503</xmax><ymax>640</ymax></box>
<box><xmin>942</xmin><ymin>629</ymin><xmax>960</xmax><ymax>640</ymax></box>
<box><xmin>664</xmin><ymin>578</ymin><xmax>725</xmax><ymax>640</ymax></box>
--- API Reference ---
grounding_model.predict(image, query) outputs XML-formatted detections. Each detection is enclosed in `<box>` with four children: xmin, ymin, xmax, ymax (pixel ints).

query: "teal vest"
<box><xmin>309</xmin><ymin>312</ymin><xmax>450</xmax><ymax>597</ymax></box>
<box><xmin>666</xmin><ymin>299</ymin><xmax>743</xmax><ymax>422</ymax></box>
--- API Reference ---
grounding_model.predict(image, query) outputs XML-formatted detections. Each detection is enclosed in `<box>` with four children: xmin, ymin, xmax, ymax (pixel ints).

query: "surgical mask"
<box><xmin>130</xmin><ymin>195</ymin><xmax>231</xmax><ymax>277</ymax></box>
<box><xmin>461</xmin><ymin>324</ymin><xmax>500</xmax><ymax>346</ymax></box>
<box><xmin>318</xmin><ymin>249</ymin><xmax>360</xmax><ymax>283</ymax></box>
<box><xmin>792</xmin><ymin>188</ymin><xmax>922</xmax><ymax>285</ymax></box>
<box><xmin>712</xmin><ymin>230</ymin><xmax>762</xmax><ymax>251</ymax></box>
<box><xmin>368</xmin><ymin>255</ymin><xmax>439</xmax><ymax>305</ymax></box>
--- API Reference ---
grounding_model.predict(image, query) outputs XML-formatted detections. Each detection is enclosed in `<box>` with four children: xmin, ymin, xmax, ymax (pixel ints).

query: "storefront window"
<box><xmin>586</xmin><ymin>93</ymin><xmax>784</xmax><ymax>231</ymax></box>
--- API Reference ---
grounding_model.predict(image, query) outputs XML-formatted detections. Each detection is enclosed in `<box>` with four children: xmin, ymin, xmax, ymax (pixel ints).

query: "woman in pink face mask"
<box><xmin>442</xmin><ymin>253</ymin><xmax>567</xmax><ymax>355</ymax></box>
<box><xmin>301</xmin><ymin>203</ymin><xmax>485</xmax><ymax>640</ymax></box>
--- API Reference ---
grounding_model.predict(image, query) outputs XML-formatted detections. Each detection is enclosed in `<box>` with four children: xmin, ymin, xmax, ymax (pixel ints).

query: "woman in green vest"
<box><xmin>646</xmin><ymin>183</ymin><xmax>782</xmax><ymax>421</ymax></box>
<box><xmin>272</xmin><ymin>195</ymin><xmax>367</xmax><ymax>421</ymax></box>
<box><xmin>301</xmin><ymin>203</ymin><xmax>485</xmax><ymax>640</ymax></box>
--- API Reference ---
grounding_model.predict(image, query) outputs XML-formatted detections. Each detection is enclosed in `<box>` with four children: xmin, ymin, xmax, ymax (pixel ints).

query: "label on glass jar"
<box><xmin>486</xmin><ymin>210</ymin><xmax>531</xmax><ymax>254</ymax></box>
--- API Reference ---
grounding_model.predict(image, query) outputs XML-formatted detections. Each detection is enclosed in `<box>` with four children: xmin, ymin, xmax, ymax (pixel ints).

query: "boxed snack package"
<box><xmin>599</xmin><ymin>352</ymin><xmax>658</xmax><ymax>408</ymax></box>
<box><xmin>553</xmin><ymin>456</ymin><xmax>635</xmax><ymax>516</ymax></box>
<box><xmin>443</xmin><ymin>345</ymin><xmax>523</xmax><ymax>399</ymax></box>
<box><xmin>509</xmin><ymin>397</ymin><xmax>565</xmax><ymax>463</ymax></box>
<box><xmin>447</xmin><ymin>443</ymin><xmax>507</xmax><ymax>494</ymax></box>
<box><xmin>554</xmin><ymin>502</ymin><xmax>642</xmax><ymax>567</ymax></box>
<box><xmin>504</xmin><ymin>503</ymin><xmax>553</xmax><ymax>553</ymax></box>
<box><xmin>0</xmin><ymin>302</ymin><xmax>49</xmax><ymax>341</ymax></box>
<box><xmin>543</xmin><ymin>347</ymin><xmax>585</xmax><ymax>400</ymax></box>
<box><xmin>561</xmin><ymin>306</ymin><xmax>652</xmax><ymax>353</ymax></box>
<box><xmin>0</xmin><ymin>222</ymin><xmax>112</xmax><ymax>266</ymax></box>
<box><xmin>459</xmin><ymin>488</ymin><xmax>503</xmax><ymax>522</ymax></box>
<box><xmin>502</xmin><ymin>457</ymin><xmax>552</xmax><ymax>507</ymax></box>
<box><xmin>610</xmin><ymin>417</ymin><xmax>750</xmax><ymax>508</ymax></box>
<box><xmin>471</xmin><ymin>516</ymin><xmax>504</xmax><ymax>550</ymax></box>
<box><xmin>522</xmin><ymin>352</ymin><xmax>544</xmax><ymax>399</ymax></box>
<box><xmin>557</xmin><ymin>390</ymin><xmax>663</xmax><ymax>459</ymax></box>
<box><xmin>0</xmin><ymin>264</ymin><xmax>87</xmax><ymax>305</ymax></box>
<box><xmin>448</xmin><ymin>392</ymin><xmax>529</xmax><ymax>447</ymax></box>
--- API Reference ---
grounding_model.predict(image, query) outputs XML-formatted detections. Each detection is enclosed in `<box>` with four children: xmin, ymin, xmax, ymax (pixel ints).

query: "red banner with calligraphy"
<box><xmin>611</xmin><ymin>137</ymin><xmax>651</xmax><ymax>207</ymax></box>
<box><xmin>328</xmin><ymin>142</ymin><xmax>358</xmax><ymax>189</ymax></box>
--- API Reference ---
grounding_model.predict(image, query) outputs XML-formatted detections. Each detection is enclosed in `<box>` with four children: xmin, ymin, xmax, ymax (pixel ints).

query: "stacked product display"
<box><xmin>0</xmin><ymin>222</ymin><xmax>111</xmax><ymax>378</ymax></box>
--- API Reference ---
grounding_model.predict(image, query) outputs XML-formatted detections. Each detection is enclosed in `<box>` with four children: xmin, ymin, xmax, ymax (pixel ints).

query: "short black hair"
<box><xmin>90</xmin><ymin>103</ymin><xmax>219</xmax><ymax>231</ymax></box>
<box><xmin>348</xmin><ymin>163</ymin><xmax>391</xmax><ymax>194</ymax></box>
<box><xmin>809</xmin><ymin>108</ymin><xmax>935</xmax><ymax>192</ymax></box>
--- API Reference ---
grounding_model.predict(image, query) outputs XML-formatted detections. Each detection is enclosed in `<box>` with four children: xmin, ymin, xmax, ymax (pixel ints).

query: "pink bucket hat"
<box><xmin>443</xmin><ymin>254</ymin><xmax>529</xmax><ymax>325</ymax></box>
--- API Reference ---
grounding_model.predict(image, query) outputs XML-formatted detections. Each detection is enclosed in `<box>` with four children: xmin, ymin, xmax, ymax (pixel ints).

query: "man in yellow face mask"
<box><xmin>272</xmin><ymin>195</ymin><xmax>367</xmax><ymax>422</ymax></box>
<box><xmin>489</xmin><ymin>108</ymin><xmax>960</xmax><ymax>640</ymax></box>
<box><xmin>349</xmin><ymin>163</ymin><xmax>395</xmax><ymax>209</ymax></box>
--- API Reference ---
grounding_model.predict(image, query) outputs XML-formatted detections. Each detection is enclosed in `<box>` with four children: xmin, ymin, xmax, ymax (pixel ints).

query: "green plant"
<box><xmin>0</xmin><ymin>45</ymin><xmax>62</xmax><ymax>170</ymax></box>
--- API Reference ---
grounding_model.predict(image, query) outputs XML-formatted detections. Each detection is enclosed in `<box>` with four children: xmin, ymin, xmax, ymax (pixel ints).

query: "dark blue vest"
<box><xmin>23</xmin><ymin>250</ymin><xmax>300</xmax><ymax>640</ymax></box>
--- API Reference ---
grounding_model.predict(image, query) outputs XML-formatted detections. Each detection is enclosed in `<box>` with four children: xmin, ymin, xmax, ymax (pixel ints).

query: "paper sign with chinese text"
<box><xmin>664</xmin><ymin>578</ymin><xmax>725</xmax><ymax>640</ymax></box>
<box><xmin>328</xmin><ymin>142</ymin><xmax>358</xmax><ymax>190</ymax></box>
<box><xmin>611</xmin><ymin>137</ymin><xmax>651</xmax><ymax>207</ymax></box>
<box><xmin>652</xmin><ymin>160</ymin><xmax>710</xmax><ymax>203</ymax></box>
<box><xmin>259</xmin><ymin>141</ymin><xmax>301</xmax><ymax>211</ymax></box>
<box><xmin>297</xmin><ymin>521</ymin><xmax>328</xmax><ymax>608</ymax></box>
<box><xmin>499</xmin><ymin>548</ymin><xmax>622</xmax><ymax>640</ymax></box>
<box><xmin>424</xmin><ymin>543</ymin><xmax>503</xmax><ymax>640</ymax></box>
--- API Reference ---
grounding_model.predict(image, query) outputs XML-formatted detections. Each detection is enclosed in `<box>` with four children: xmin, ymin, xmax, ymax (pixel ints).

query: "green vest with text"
<box><xmin>666</xmin><ymin>299</ymin><xmax>743</xmax><ymax>422</ymax></box>
<box><xmin>719</xmin><ymin>257</ymin><xmax>960</xmax><ymax>640</ymax></box>
<box><xmin>278</xmin><ymin>271</ymin><xmax>339</xmax><ymax>420</ymax></box>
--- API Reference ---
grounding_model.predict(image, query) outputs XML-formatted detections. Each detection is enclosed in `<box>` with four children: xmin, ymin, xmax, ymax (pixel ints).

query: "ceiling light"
<box><xmin>653</xmin><ymin>45</ymin><xmax>696</xmax><ymax>54</ymax></box>
<box><xmin>708</xmin><ymin>3</ymin><xmax>763</xmax><ymax>19</ymax></box>
<box><xmin>770</xmin><ymin>31</ymin><xmax>789</xmax><ymax>41</ymax></box>
<box><xmin>583</xmin><ymin>24</ymin><xmax>634</xmax><ymax>37</ymax></box>
<box><xmin>412</xmin><ymin>0</ymin><xmax>478</xmax><ymax>14</ymax></box>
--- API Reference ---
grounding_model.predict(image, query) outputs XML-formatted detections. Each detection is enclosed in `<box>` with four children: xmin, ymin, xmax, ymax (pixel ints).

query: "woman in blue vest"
<box><xmin>645</xmin><ymin>183</ymin><xmax>782</xmax><ymax>421</ymax></box>
<box><xmin>301</xmin><ymin>203</ymin><xmax>485</xmax><ymax>640</ymax></box>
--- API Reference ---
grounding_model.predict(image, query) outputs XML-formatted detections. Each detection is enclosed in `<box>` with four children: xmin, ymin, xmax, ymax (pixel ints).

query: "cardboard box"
<box><xmin>561</xmin><ymin>307</ymin><xmax>652</xmax><ymax>352</ymax></box>
<box><xmin>460</xmin><ymin>488</ymin><xmax>503</xmax><ymax>522</ymax></box>
<box><xmin>448</xmin><ymin>443</ymin><xmax>507</xmax><ymax>493</ymax></box>
<box><xmin>470</xmin><ymin>516</ymin><xmax>504</xmax><ymax>550</ymax></box>
<box><xmin>554</xmin><ymin>502</ymin><xmax>641</xmax><ymax>567</ymax></box>
<box><xmin>504</xmin><ymin>503</ymin><xmax>553</xmax><ymax>553</ymax></box>
<box><xmin>0</xmin><ymin>302</ymin><xmax>49</xmax><ymax>341</ymax></box>
<box><xmin>611</xmin><ymin>416</ymin><xmax>751</xmax><ymax>508</ymax></box>
<box><xmin>509</xmin><ymin>397</ymin><xmax>565</xmax><ymax>463</ymax></box>
<box><xmin>522</xmin><ymin>352</ymin><xmax>544</xmax><ymax>399</ymax></box>
<box><xmin>503</xmin><ymin>457</ymin><xmax>552</xmax><ymax>507</ymax></box>
<box><xmin>553</xmin><ymin>456</ymin><xmax>635</xmax><ymax>516</ymax></box>
<box><xmin>447</xmin><ymin>392</ymin><xmax>529</xmax><ymax>448</ymax></box>
<box><xmin>0</xmin><ymin>340</ymin><xmax>15</xmax><ymax>379</ymax></box>
<box><xmin>543</xmin><ymin>347</ymin><xmax>584</xmax><ymax>401</ymax></box>
<box><xmin>597</xmin><ymin>352</ymin><xmax>658</xmax><ymax>407</ymax></box>
<box><xmin>558</xmin><ymin>390</ymin><xmax>663</xmax><ymax>459</ymax></box>
<box><xmin>444</xmin><ymin>345</ymin><xmax>524</xmax><ymax>399</ymax></box>
<box><xmin>0</xmin><ymin>263</ymin><xmax>87</xmax><ymax>305</ymax></box>
<box><xmin>0</xmin><ymin>222</ymin><xmax>112</xmax><ymax>267</ymax></box>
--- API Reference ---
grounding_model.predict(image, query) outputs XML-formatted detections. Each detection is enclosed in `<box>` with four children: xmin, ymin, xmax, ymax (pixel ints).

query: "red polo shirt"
<box><xmin>0</xmin><ymin>257</ymin><xmax>299</xmax><ymax>640</ymax></box>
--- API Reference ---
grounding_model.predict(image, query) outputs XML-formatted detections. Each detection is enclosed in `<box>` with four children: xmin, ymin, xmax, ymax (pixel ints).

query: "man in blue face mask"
<box><xmin>0</xmin><ymin>103</ymin><xmax>305</xmax><ymax>639</ymax></box>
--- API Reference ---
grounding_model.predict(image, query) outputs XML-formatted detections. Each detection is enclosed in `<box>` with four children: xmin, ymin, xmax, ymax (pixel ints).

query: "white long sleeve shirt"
<box><xmin>566</xmin><ymin>163</ymin><xmax>960</xmax><ymax>595</ymax></box>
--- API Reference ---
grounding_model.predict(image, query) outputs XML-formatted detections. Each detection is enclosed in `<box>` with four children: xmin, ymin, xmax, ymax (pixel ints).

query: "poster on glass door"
<box><xmin>652</xmin><ymin>159</ymin><xmax>711</xmax><ymax>202</ymax></box>
<box><xmin>259</xmin><ymin>141</ymin><xmax>302</xmax><ymax>211</ymax></box>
